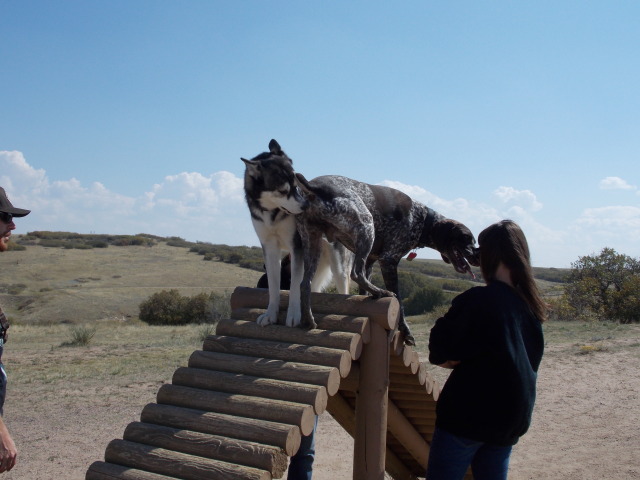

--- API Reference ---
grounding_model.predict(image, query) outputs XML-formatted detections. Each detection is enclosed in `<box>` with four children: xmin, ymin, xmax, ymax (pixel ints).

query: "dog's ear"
<box><xmin>295</xmin><ymin>173</ymin><xmax>314</xmax><ymax>196</ymax></box>
<box><xmin>269</xmin><ymin>139</ymin><xmax>283</xmax><ymax>155</ymax></box>
<box><xmin>242</xmin><ymin>158</ymin><xmax>261</xmax><ymax>178</ymax></box>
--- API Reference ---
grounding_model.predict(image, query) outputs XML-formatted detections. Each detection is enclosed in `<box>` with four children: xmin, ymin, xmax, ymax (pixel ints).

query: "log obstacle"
<box><xmin>86</xmin><ymin>286</ymin><xmax>470</xmax><ymax>480</ymax></box>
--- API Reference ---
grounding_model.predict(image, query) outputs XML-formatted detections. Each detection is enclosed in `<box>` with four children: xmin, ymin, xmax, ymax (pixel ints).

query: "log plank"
<box><xmin>140</xmin><ymin>403</ymin><xmax>300</xmax><ymax>456</ymax></box>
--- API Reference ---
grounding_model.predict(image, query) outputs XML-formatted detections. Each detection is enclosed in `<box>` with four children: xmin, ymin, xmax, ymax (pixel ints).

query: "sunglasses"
<box><xmin>0</xmin><ymin>212</ymin><xmax>13</xmax><ymax>224</ymax></box>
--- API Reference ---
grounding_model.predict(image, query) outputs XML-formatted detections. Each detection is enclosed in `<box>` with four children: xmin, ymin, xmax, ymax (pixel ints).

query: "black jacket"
<box><xmin>428</xmin><ymin>280</ymin><xmax>544</xmax><ymax>446</ymax></box>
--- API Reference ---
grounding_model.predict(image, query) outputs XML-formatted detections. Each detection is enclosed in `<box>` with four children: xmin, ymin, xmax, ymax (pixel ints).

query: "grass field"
<box><xmin>2</xmin><ymin>240</ymin><xmax>639</xmax><ymax>479</ymax></box>
<box><xmin>1</xmin><ymin>240</ymin><xmax>264</xmax><ymax>325</ymax></box>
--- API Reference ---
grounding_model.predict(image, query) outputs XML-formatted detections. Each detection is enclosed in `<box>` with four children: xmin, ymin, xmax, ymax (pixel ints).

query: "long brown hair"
<box><xmin>478</xmin><ymin>220</ymin><xmax>548</xmax><ymax>322</ymax></box>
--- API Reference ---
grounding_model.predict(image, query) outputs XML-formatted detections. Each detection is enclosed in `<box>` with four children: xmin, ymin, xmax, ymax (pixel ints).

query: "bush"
<box><xmin>139</xmin><ymin>289</ymin><xmax>231</xmax><ymax>326</ymax></box>
<box><xmin>562</xmin><ymin>248</ymin><xmax>640</xmax><ymax>322</ymax></box>
<box><xmin>139</xmin><ymin>289</ymin><xmax>189</xmax><ymax>325</ymax></box>
<box><xmin>7</xmin><ymin>283</ymin><xmax>27</xmax><ymax>295</ymax></box>
<box><xmin>404</xmin><ymin>285</ymin><xmax>447</xmax><ymax>315</ymax></box>
<box><xmin>63</xmin><ymin>325</ymin><xmax>97</xmax><ymax>347</ymax></box>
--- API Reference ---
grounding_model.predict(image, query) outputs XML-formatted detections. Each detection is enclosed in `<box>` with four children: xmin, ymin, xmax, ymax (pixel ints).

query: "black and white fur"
<box><xmin>295</xmin><ymin>174</ymin><xmax>480</xmax><ymax>345</ymax></box>
<box><xmin>242</xmin><ymin>140</ymin><xmax>352</xmax><ymax>328</ymax></box>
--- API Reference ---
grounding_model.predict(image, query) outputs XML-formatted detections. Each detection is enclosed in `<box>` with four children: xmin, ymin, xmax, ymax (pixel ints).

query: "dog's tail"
<box><xmin>311</xmin><ymin>241</ymin><xmax>334</xmax><ymax>293</ymax></box>
<box><xmin>310</xmin><ymin>240</ymin><xmax>353</xmax><ymax>294</ymax></box>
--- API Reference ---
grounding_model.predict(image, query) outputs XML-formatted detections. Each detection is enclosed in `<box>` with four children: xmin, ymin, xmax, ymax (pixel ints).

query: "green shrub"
<box><xmin>139</xmin><ymin>290</ymin><xmax>231</xmax><ymax>326</ymax></box>
<box><xmin>63</xmin><ymin>325</ymin><xmax>97</xmax><ymax>347</ymax></box>
<box><xmin>7</xmin><ymin>283</ymin><xmax>27</xmax><ymax>295</ymax></box>
<box><xmin>6</xmin><ymin>241</ymin><xmax>26</xmax><ymax>251</ymax></box>
<box><xmin>139</xmin><ymin>289</ymin><xmax>189</xmax><ymax>325</ymax></box>
<box><xmin>404</xmin><ymin>285</ymin><xmax>447</xmax><ymax>315</ymax></box>
<box><xmin>562</xmin><ymin>248</ymin><xmax>640</xmax><ymax>322</ymax></box>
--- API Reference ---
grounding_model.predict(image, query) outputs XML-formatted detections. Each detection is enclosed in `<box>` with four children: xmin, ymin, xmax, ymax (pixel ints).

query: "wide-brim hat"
<box><xmin>0</xmin><ymin>187</ymin><xmax>30</xmax><ymax>217</ymax></box>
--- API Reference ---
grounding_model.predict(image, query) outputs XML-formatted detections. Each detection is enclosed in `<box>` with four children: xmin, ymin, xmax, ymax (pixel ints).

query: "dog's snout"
<box><xmin>468</xmin><ymin>247</ymin><xmax>481</xmax><ymax>266</ymax></box>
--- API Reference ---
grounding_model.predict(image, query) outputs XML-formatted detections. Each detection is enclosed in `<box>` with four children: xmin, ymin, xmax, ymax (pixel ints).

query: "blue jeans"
<box><xmin>426</xmin><ymin>426</ymin><xmax>512</xmax><ymax>480</ymax></box>
<box><xmin>287</xmin><ymin>416</ymin><xmax>318</xmax><ymax>480</ymax></box>
<box><xmin>0</xmin><ymin>339</ymin><xmax>5</xmax><ymax>416</ymax></box>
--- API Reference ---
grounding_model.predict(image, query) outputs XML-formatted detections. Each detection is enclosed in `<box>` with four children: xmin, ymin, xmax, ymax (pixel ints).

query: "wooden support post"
<box><xmin>353</xmin><ymin>319</ymin><xmax>390</xmax><ymax>480</ymax></box>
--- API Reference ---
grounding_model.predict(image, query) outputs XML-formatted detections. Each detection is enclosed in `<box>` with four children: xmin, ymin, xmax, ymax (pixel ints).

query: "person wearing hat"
<box><xmin>0</xmin><ymin>186</ymin><xmax>30</xmax><ymax>473</ymax></box>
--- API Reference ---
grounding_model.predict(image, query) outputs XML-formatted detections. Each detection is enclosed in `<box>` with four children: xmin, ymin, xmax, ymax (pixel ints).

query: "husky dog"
<box><xmin>295</xmin><ymin>174</ymin><xmax>480</xmax><ymax>345</ymax></box>
<box><xmin>242</xmin><ymin>140</ymin><xmax>352</xmax><ymax>329</ymax></box>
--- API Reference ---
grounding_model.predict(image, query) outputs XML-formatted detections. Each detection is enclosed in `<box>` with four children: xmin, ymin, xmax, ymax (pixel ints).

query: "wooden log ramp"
<box><xmin>86</xmin><ymin>286</ymin><xmax>457</xmax><ymax>480</ymax></box>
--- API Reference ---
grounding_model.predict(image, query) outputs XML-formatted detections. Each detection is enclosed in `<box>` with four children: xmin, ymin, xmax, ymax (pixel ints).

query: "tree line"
<box><xmin>14</xmin><ymin>232</ymin><xmax>639</xmax><ymax>323</ymax></box>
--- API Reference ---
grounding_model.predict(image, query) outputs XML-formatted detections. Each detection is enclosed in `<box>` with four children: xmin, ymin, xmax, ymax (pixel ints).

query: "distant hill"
<box><xmin>2</xmin><ymin>232</ymin><xmax>568</xmax><ymax>324</ymax></box>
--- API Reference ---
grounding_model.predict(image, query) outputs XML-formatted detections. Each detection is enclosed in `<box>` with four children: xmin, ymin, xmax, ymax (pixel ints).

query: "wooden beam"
<box><xmin>86</xmin><ymin>461</ymin><xmax>177</xmax><ymax>480</ymax></box>
<box><xmin>387</xmin><ymin>400</ymin><xmax>430</xmax><ymax>469</ymax></box>
<box><xmin>123</xmin><ymin>421</ymin><xmax>288</xmax><ymax>477</ymax></box>
<box><xmin>172</xmin><ymin>367</ymin><xmax>328</xmax><ymax>415</ymax></box>
<box><xmin>230</xmin><ymin>287</ymin><xmax>399</xmax><ymax>331</ymax></box>
<box><xmin>140</xmin><ymin>403</ymin><xmax>301</xmax><ymax>456</ymax></box>
<box><xmin>188</xmin><ymin>350</ymin><xmax>341</xmax><ymax>396</ymax></box>
<box><xmin>105</xmin><ymin>439</ymin><xmax>271</xmax><ymax>480</ymax></box>
<box><xmin>216</xmin><ymin>319</ymin><xmax>363</xmax><ymax>360</ymax></box>
<box><xmin>231</xmin><ymin>308</ymin><xmax>371</xmax><ymax>342</ymax></box>
<box><xmin>156</xmin><ymin>384</ymin><xmax>316</xmax><ymax>436</ymax></box>
<box><xmin>203</xmin><ymin>335</ymin><xmax>352</xmax><ymax>378</ymax></box>
<box><xmin>326</xmin><ymin>394</ymin><xmax>417</xmax><ymax>480</ymax></box>
<box><xmin>354</xmin><ymin>320</ymin><xmax>389</xmax><ymax>480</ymax></box>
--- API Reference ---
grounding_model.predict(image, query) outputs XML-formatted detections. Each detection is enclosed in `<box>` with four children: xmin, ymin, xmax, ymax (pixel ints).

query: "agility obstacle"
<box><xmin>86</xmin><ymin>286</ymin><xmax>471</xmax><ymax>480</ymax></box>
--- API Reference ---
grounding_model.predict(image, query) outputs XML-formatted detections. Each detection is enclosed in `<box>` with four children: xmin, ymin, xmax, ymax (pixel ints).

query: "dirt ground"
<box><xmin>3</xmin><ymin>326</ymin><xmax>639</xmax><ymax>480</ymax></box>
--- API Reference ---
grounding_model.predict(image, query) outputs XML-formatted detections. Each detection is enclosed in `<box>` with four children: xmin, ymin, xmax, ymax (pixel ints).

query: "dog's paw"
<box><xmin>285</xmin><ymin>309</ymin><xmax>301</xmax><ymax>328</ymax></box>
<box><xmin>257</xmin><ymin>311</ymin><xmax>278</xmax><ymax>326</ymax></box>
<box><xmin>371</xmin><ymin>289</ymin><xmax>396</xmax><ymax>299</ymax></box>
<box><xmin>298</xmin><ymin>311</ymin><xmax>316</xmax><ymax>331</ymax></box>
<box><xmin>300</xmin><ymin>317</ymin><xmax>317</xmax><ymax>330</ymax></box>
<box><xmin>399</xmin><ymin>323</ymin><xmax>415</xmax><ymax>346</ymax></box>
<box><xmin>403</xmin><ymin>334</ymin><xmax>416</xmax><ymax>346</ymax></box>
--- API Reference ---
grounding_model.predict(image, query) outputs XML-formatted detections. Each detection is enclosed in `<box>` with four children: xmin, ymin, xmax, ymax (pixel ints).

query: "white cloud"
<box><xmin>379</xmin><ymin>180</ymin><xmax>500</xmax><ymax>229</ymax></box>
<box><xmin>599</xmin><ymin>176</ymin><xmax>635</xmax><ymax>190</ymax></box>
<box><xmin>0</xmin><ymin>150</ymin><xmax>254</xmax><ymax>245</ymax></box>
<box><xmin>3</xmin><ymin>150</ymin><xmax>638</xmax><ymax>268</ymax></box>
<box><xmin>492</xmin><ymin>186</ymin><xmax>543</xmax><ymax>212</ymax></box>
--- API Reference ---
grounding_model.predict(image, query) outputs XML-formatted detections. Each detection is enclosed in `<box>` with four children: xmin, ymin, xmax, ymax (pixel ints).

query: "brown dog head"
<box><xmin>431</xmin><ymin>219</ymin><xmax>480</xmax><ymax>276</ymax></box>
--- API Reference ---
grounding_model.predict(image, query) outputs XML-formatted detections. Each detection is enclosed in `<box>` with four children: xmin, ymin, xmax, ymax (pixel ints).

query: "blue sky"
<box><xmin>1</xmin><ymin>1</ymin><xmax>638</xmax><ymax>268</ymax></box>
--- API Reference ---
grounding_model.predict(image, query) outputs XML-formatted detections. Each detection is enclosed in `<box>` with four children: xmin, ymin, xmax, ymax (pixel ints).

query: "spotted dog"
<box><xmin>295</xmin><ymin>174</ymin><xmax>480</xmax><ymax>345</ymax></box>
<box><xmin>243</xmin><ymin>140</ymin><xmax>353</xmax><ymax>329</ymax></box>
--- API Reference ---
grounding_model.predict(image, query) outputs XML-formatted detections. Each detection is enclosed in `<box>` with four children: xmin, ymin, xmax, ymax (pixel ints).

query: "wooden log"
<box><xmin>388</xmin><ymin>384</ymin><xmax>429</xmax><ymax>395</ymax></box>
<box><xmin>354</xmin><ymin>320</ymin><xmax>389</xmax><ymax>480</ymax></box>
<box><xmin>86</xmin><ymin>461</ymin><xmax>177</xmax><ymax>480</ymax></box>
<box><xmin>230</xmin><ymin>287</ymin><xmax>399</xmax><ymax>331</ymax></box>
<box><xmin>390</xmin><ymin>332</ymin><xmax>420</xmax><ymax>372</ymax></box>
<box><xmin>390</xmin><ymin>373</ymin><xmax>427</xmax><ymax>387</ymax></box>
<box><xmin>215</xmin><ymin>319</ymin><xmax>363</xmax><ymax>360</ymax></box>
<box><xmin>338</xmin><ymin>363</ymin><xmax>360</xmax><ymax>393</ymax></box>
<box><xmin>390</xmin><ymin>399</ymin><xmax>437</xmax><ymax>412</ymax></box>
<box><xmin>389</xmin><ymin>355</ymin><xmax>418</xmax><ymax>375</ymax></box>
<box><xmin>326</xmin><ymin>395</ymin><xmax>417</xmax><ymax>480</ymax></box>
<box><xmin>388</xmin><ymin>391</ymin><xmax>437</xmax><ymax>403</ymax></box>
<box><xmin>407</xmin><ymin>417</ymin><xmax>437</xmax><ymax>427</ymax></box>
<box><xmin>172</xmin><ymin>367</ymin><xmax>328</xmax><ymax>415</ymax></box>
<box><xmin>326</xmin><ymin>393</ymin><xmax>356</xmax><ymax>436</ymax></box>
<box><xmin>156</xmin><ymin>384</ymin><xmax>317</xmax><ymax>436</ymax></box>
<box><xmin>202</xmin><ymin>335</ymin><xmax>352</xmax><ymax>378</ymax></box>
<box><xmin>140</xmin><ymin>403</ymin><xmax>300</xmax><ymax>456</ymax></box>
<box><xmin>123</xmin><ymin>422</ymin><xmax>288</xmax><ymax>478</ymax></box>
<box><xmin>400</xmin><ymin>409</ymin><xmax>438</xmax><ymax>421</ymax></box>
<box><xmin>232</xmin><ymin>308</ymin><xmax>371</xmax><ymax>340</ymax></box>
<box><xmin>386</xmin><ymin>400</ymin><xmax>430</xmax><ymax>469</ymax></box>
<box><xmin>188</xmin><ymin>350</ymin><xmax>341</xmax><ymax>396</ymax></box>
<box><xmin>105</xmin><ymin>439</ymin><xmax>271</xmax><ymax>480</ymax></box>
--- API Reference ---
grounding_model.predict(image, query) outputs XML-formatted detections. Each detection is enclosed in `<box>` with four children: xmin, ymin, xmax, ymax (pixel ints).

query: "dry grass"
<box><xmin>2</xmin><ymin>241</ymin><xmax>640</xmax><ymax>479</ymax></box>
<box><xmin>1</xmin><ymin>241</ymin><xmax>263</xmax><ymax>325</ymax></box>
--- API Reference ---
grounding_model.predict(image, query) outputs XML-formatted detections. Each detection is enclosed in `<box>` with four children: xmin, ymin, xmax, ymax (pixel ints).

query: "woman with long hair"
<box><xmin>426</xmin><ymin>220</ymin><xmax>547</xmax><ymax>480</ymax></box>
